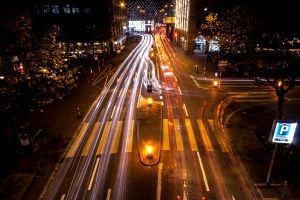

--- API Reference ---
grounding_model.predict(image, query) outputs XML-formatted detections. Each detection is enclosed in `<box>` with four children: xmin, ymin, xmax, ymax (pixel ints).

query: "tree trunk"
<box><xmin>276</xmin><ymin>90</ymin><xmax>284</xmax><ymax>120</ymax></box>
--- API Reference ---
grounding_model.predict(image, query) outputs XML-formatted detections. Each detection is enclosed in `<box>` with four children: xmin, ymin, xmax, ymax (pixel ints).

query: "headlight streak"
<box><xmin>43</xmin><ymin>82</ymin><xmax>113</xmax><ymax>200</ymax></box>
<box><xmin>112</xmin><ymin>34</ymin><xmax>153</xmax><ymax>200</ymax></box>
<box><xmin>158</xmin><ymin>32</ymin><xmax>207</xmax><ymax>198</ymax></box>
<box><xmin>44</xmin><ymin>34</ymin><xmax>152</xmax><ymax>200</ymax></box>
<box><xmin>90</xmin><ymin>34</ymin><xmax>154</xmax><ymax>200</ymax></box>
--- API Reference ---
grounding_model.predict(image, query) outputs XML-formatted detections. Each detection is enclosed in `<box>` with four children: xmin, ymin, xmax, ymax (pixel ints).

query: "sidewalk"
<box><xmin>0</xmin><ymin>37</ymin><xmax>138</xmax><ymax>200</ymax></box>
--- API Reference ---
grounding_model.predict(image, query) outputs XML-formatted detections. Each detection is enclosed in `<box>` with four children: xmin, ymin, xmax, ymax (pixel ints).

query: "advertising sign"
<box><xmin>269</xmin><ymin>120</ymin><xmax>297</xmax><ymax>144</ymax></box>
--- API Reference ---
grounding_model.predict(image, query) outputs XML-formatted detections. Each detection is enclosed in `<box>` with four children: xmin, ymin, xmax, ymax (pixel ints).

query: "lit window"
<box><xmin>52</xmin><ymin>5</ymin><xmax>59</xmax><ymax>14</ymax></box>
<box><xmin>63</xmin><ymin>4</ymin><xmax>71</xmax><ymax>14</ymax></box>
<box><xmin>34</xmin><ymin>5</ymin><xmax>40</xmax><ymax>14</ymax></box>
<box><xmin>72</xmin><ymin>7</ymin><xmax>79</xmax><ymax>14</ymax></box>
<box><xmin>83</xmin><ymin>7</ymin><xmax>90</xmax><ymax>14</ymax></box>
<box><xmin>43</xmin><ymin>5</ymin><xmax>50</xmax><ymax>14</ymax></box>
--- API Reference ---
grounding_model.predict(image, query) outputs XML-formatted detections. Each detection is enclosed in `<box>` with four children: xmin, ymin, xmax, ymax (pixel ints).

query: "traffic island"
<box><xmin>137</xmin><ymin>99</ymin><xmax>162</xmax><ymax>166</ymax></box>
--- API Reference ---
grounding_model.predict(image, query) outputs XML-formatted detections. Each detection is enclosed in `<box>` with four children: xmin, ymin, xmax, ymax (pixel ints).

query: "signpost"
<box><xmin>266</xmin><ymin>120</ymin><xmax>298</xmax><ymax>183</ymax></box>
<box><xmin>218</xmin><ymin>60</ymin><xmax>228</xmax><ymax>88</ymax></box>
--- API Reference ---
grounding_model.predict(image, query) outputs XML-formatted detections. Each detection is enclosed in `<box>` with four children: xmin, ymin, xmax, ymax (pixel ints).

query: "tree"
<box><xmin>28</xmin><ymin>27</ymin><xmax>78</xmax><ymax>104</ymax></box>
<box><xmin>0</xmin><ymin>5</ymin><xmax>79</xmax><ymax>141</ymax></box>
<box><xmin>201</xmin><ymin>1</ymin><xmax>300</xmax><ymax>119</ymax></box>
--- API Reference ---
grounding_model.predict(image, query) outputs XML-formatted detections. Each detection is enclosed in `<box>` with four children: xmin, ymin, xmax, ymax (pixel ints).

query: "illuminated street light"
<box><xmin>146</xmin><ymin>144</ymin><xmax>153</xmax><ymax>158</ymax></box>
<box><xmin>278</xmin><ymin>80</ymin><xmax>283</xmax><ymax>88</ymax></box>
<box><xmin>213</xmin><ymin>80</ymin><xmax>218</xmax><ymax>88</ymax></box>
<box><xmin>147</xmin><ymin>97</ymin><xmax>152</xmax><ymax>106</ymax></box>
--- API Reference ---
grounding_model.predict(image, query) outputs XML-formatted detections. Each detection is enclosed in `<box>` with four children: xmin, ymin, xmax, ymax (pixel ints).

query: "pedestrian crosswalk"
<box><xmin>68</xmin><ymin>118</ymin><xmax>230</xmax><ymax>158</ymax></box>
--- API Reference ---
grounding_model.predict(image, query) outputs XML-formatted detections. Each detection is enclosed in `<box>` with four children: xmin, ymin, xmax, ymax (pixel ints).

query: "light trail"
<box><xmin>43</xmin><ymin>34</ymin><xmax>154</xmax><ymax>200</ymax></box>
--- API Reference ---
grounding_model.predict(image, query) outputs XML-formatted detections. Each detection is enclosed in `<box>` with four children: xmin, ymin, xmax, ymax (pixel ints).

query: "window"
<box><xmin>83</xmin><ymin>5</ymin><xmax>90</xmax><ymax>14</ymax></box>
<box><xmin>63</xmin><ymin>4</ymin><xmax>71</xmax><ymax>14</ymax></box>
<box><xmin>52</xmin><ymin>5</ymin><xmax>59</xmax><ymax>14</ymax></box>
<box><xmin>43</xmin><ymin>5</ymin><xmax>50</xmax><ymax>14</ymax></box>
<box><xmin>72</xmin><ymin>7</ymin><xmax>79</xmax><ymax>14</ymax></box>
<box><xmin>34</xmin><ymin>5</ymin><xmax>40</xmax><ymax>14</ymax></box>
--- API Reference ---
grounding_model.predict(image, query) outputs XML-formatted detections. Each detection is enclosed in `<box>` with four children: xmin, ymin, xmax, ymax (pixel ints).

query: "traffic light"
<box><xmin>147</xmin><ymin>85</ymin><xmax>152</xmax><ymax>93</ymax></box>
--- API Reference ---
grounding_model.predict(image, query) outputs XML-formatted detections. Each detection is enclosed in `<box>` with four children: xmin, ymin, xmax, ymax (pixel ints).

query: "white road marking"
<box><xmin>60</xmin><ymin>194</ymin><xmax>65</xmax><ymax>200</ymax></box>
<box><xmin>183</xmin><ymin>104</ymin><xmax>189</xmax><ymax>117</ymax></box>
<box><xmin>157</xmin><ymin>163</ymin><xmax>163</xmax><ymax>200</ymax></box>
<box><xmin>111</xmin><ymin>105</ymin><xmax>116</xmax><ymax>118</ymax></box>
<box><xmin>197</xmin><ymin>151</ymin><xmax>210</xmax><ymax>191</ymax></box>
<box><xmin>178</xmin><ymin>87</ymin><xmax>182</xmax><ymax>95</ymax></box>
<box><xmin>106</xmin><ymin>189</ymin><xmax>111</xmax><ymax>200</ymax></box>
<box><xmin>87</xmin><ymin>157</ymin><xmax>100</xmax><ymax>190</ymax></box>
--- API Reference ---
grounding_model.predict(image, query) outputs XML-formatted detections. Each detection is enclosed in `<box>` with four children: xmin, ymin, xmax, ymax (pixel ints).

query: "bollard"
<box><xmin>288</xmin><ymin>150</ymin><xmax>292</xmax><ymax>161</ymax></box>
<box><xmin>77</xmin><ymin>107</ymin><xmax>81</xmax><ymax>118</ymax></box>
<box><xmin>281</xmin><ymin>181</ymin><xmax>288</xmax><ymax>199</ymax></box>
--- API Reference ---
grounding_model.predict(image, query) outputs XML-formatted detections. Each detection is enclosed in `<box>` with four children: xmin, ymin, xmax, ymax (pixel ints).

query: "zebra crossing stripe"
<box><xmin>96</xmin><ymin>121</ymin><xmax>111</xmax><ymax>155</ymax></box>
<box><xmin>67</xmin><ymin>123</ymin><xmax>89</xmax><ymax>158</ymax></box>
<box><xmin>110</xmin><ymin>121</ymin><xmax>123</xmax><ymax>154</ymax></box>
<box><xmin>163</xmin><ymin>119</ymin><xmax>170</xmax><ymax>150</ymax></box>
<box><xmin>81</xmin><ymin>122</ymin><xmax>100</xmax><ymax>156</ymax></box>
<box><xmin>125</xmin><ymin>120</ymin><xmax>134</xmax><ymax>152</ymax></box>
<box><xmin>208</xmin><ymin>120</ymin><xmax>229</xmax><ymax>152</ymax></box>
<box><xmin>197</xmin><ymin>119</ymin><xmax>214</xmax><ymax>151</ymax></box>
<box><xmin>174</xmin><ymin>119</ymin><xmax>184</xmax><ymax>151</ymax></box>
<box><xmin>185</xmin><ymin>119</ymin><xmax>198</xmax><ymax>151</ymax></box>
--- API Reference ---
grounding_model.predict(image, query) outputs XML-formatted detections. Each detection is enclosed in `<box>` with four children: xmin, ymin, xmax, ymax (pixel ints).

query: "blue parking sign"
<box><xmin>271</xmin><ymin>121</ymin><xmax>297</xmax><ymax>144</ymax></box>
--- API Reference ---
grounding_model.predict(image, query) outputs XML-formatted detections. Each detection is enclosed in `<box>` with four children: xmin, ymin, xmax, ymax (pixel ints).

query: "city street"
<box><xmin>18</xmin><ymin>33</ymin><xmax>300</xmax><ymax>200</ymax></box>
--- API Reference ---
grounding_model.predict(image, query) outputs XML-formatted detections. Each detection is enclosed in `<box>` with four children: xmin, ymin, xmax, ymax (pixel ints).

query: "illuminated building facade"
<box><xmin>128</xmin><ymin>0</ymin><xmax>173</xmax><ymax>33</ymax></box>
<box><xmin>174</xmin><ymin>0</ymin><xmax>243</xmax><ymax>53</ymax></box>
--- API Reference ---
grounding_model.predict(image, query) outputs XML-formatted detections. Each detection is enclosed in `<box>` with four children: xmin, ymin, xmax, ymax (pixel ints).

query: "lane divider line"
<box><xmin>87</xmin><ymin>157</ymin><xmax>100</xmax><ymax>190</ymax></box>
<box><xmin>106</xmin><ymin>189</ymin><xmax>111</xmax><ymax>200</ymax></box>
<box><xmin>197</xmin><ymin>151</ymin><xmax>210</xmax><ymax>191</ymax></box>
<box><xmin>156</xmin><ymin>163</ymin><xmax>163</xmax><ymax>200</ymax></box>
<box><xmin>60</xmin><ymin>194</ymin><xmax>65</xmax><ymax>200</ymax></box>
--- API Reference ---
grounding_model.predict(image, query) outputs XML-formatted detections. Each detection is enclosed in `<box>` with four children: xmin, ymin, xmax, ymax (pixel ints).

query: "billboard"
<box><xmin>269</xmin><ymin>120</ymin><xmax>297</xmax><ymax>144</ymax></box>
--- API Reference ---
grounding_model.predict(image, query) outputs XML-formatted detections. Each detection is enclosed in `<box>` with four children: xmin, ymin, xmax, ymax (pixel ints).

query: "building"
<box><xmin>29</xmin><ymin>0</ymin><xmax>128</xmax><ymax>54</ymax></box>
<box><xmin>172</xmin><ymin>0</ymin><xmax>242</xmax><ymax>54</ymax></box>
